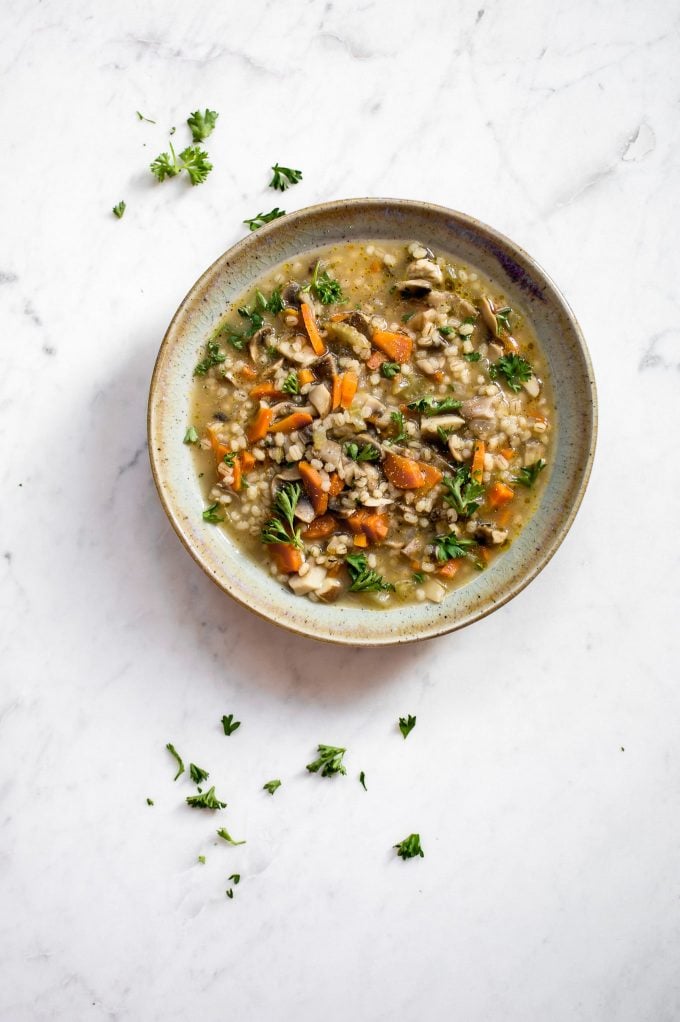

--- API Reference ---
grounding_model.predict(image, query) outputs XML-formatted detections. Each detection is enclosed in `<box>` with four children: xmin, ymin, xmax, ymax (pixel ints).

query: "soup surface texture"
<box><xmin>189</xmin><ymin>239</ymin><xmax>553</xmax><ymax>607</ymax></box>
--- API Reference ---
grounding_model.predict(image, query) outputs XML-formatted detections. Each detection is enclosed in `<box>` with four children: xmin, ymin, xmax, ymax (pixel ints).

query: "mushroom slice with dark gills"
<box><xmin>249</xmin><ymin>325</ymin><xmax>275</xmax><ymax>364</ymax></box>
<box><xmin>472</xmin><ymin>522</ymin><xmax>508</xmax><ymax>546</ymax></box>
<box><xmin>396</xmin><ymin>279</ymin><xmax>433</xmax><ymax>300</ymax></box>
<box><xmin>281</xmin><ymin>281</ymin><xmax>302</xmax><ymax>307</ymax></box>
<box><xmin>343</xmin><ymin>310</ymin><xmax>372</xmax><ymax>339</ymax></box>
<box><xmin>460</xmin><ymin>395</ymin><xmax>497</xmax><ymax>421</ymax></box>
<box><xmin>312</xmin><ymin>351</ymin><xmax>339</xmax><ymax>385</ymax></box>
<box><xmin>405</xmin><ymin>258</ymin><xmax>444</xmax><ymax>285</ymax></box>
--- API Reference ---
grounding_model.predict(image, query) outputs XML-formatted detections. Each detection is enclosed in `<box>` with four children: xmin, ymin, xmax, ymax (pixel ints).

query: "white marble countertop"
<box><xmin>2</xmin><ymin>1</ymin><xmax>679</xmax><ymax>1019</ymax></box>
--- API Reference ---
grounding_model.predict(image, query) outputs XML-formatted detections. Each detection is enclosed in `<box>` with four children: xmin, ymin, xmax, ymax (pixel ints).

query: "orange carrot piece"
<box><xmin>438</xmin><ymin>559</ymin><xmax>462</xmax><ymax>580</ymax></box>
<box><xmin>353</xmin><ymin>534</ymin><xmax>368</xmax><ymax>548</ymax></box>
<box><xmin>487</xmin><ymin>481</ymin><xmax>514</xmax><ymax>509</ymax></box>
<box><xmin>329</xmin><ymin>312</ymin><xmax>349</xmax><ymax>322</ymax></box>
<box><xmin>363</xmin><ymin>512</ymin><xmax>389</xmax><ymax>543</ymax></box>
<box><xmin>207</xmin><ymin>426</ymin><xmax>231</xmax><ymax>462</ymax></box>
<box><xmin>269</xmin><ymin>543</ymin><xmax>302</xmax><ymax>574</ymax></box>
<box><xmin>500</xmin><ymin>446</ymin><xmax>515</xmax><ymax>461</ymax></box>
<box><xmin>366</xmin><ymin>351</ymin><xmax>386</xmax><ymax>371</ymax></box>
<box><xmin>249</xmin><ymin>382</ymin><xmax>283</xmax><ymax>399</ymax></box>
<box><xmin>231</xmin><ymin>457</ymin><xmax>242</xmax><ymax>491</ymax></box>
<box><xmin>331</xmin><ymin>374</ymin><xmax>342</xmax><ymax>411</ymax></box>
<box><xmin>369</xmin><ymin>259</ymin><xmax>381</xmax><ymax>273</ymax></box>
<box><xmin>247</xmin><ymin>407</ymin><xmax>273</xmax><ymax>443</ymax></box>
<box><xmin>471</xmin><ymin>440</ymin><xmax>486</xmax><ymax>482</ymax></box>
<box><xmin>383</xmin><ymin>451</ymin><xmax>426</xmax><ymax>490</ymax></box>
<box><xmin>496</xmin><ymin>506</ymin><xmax>513</xmax><ymax>527</ymax></box>
<box><xmin>240</xmin><ymin>451</ymin><xmax>255</xmax><ymax>472</ymax></box>
<box><xmin>301</xmin><ymin>302</ymin><xmax>326</xmax><ymax>356</ymax></box>
<box><xmin>372</xmin><ymin>329</ymin><xmax>412</xmax><ymax>364</ymax></box>
<box><xmin>268</xmin><ymin>412</ymin><xmax>314</xmax><ymax>434</ymax></box>
<box><xmin>240</xmin><ymin>365</ymin><xmax>257</xmax><ymax>380</ymax></box>
<box><xmin>298</xmin><ymin>461</ymin><xmax>329</xmax><ymax>516</ymax></box>
<box><xmin>502</xmin><ymin>335</ymin><xmax>520</xmax><ymax>354</ymax></box>
<box><xmin>340</xmin><ymin>371</ymin><xmax>358</xmax><ymax>409</ymax></box>
<box><xmin>298</xmin><ymin>368</ymin><xmax>315</xmax><ymax>386</ymax></box>
<box><xmin>303</xmin><ymin>515</ymin><xmax>337</xmax><ymax>541</ymax></box>
<box><xmin>328</xmin><ymin>473</ymin><xmax>344</xmax><ymax>496</ymax></box>
<box><xmin>417</xmin><ymin>462</ymin><xmax>443</xmax><ymax>492</ymax></box>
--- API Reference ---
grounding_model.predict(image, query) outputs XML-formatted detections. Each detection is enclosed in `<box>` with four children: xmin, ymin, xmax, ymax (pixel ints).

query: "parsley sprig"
<box><xmin>189</xmin><ymin>763</ymin><xmax>209</xmax><ymax>784</ymax></box>
<box><xmin>306</xmin><ymin>261</ymin><xmax>343</xmax><ymax>305</ymax></box>
<box><xmin>399</xmin><ymin>714</ymin><xmax>416</xmax><ymax>739</ymax></box>
<box><xmin>186</xmin><ymin>786</ymin><xmax>227</xmax><ymax>810</ymax></box>
<box><xmin>306</xmin><ymin>745</ymin><xmax>347</xmax><ymax>777</ymax></box>
<box><xmin>394</xmin><ymin>833</ymin><xmax>424</xmax><ymax>859</ymax></box>
<box><xmin>489</xmin><ymin>354</ymin><xmax>533</xmax><ymax>392</ymax></box>
<box><xmin>442</xmin><ymin>465</ymin><xmax>484</xmax><ymax>517</ymax></box>
<box><xmin>407</xmin><ymin>395</ymin><xmax>462</xmax><ymax>416</ymax></box>
<box><xmin>202</xmin><ymin>503</ymin><xmax>223</xmax><ymax>524</ymax></box>
<box><xmin>187</xmin><ymin>109</ymin><xmax>219</xmax><ymax>142</ymax></box>
<box><xmin>221</xmin><ymin>714</ymin><xmax>241</xmax><ymax>736</ymax></box>
<box><xmin>217</xmin><ymin>827</ymin><xmax>246</xmax><ymax>846</ymax></box>
<box><xmin>194</xmin><ymin>339</ymin><xmax>226</xmax><ymax>376</ymax></box>
<box><xmin>150</xmin><ymin>142</ymin><xmax>213</xmax><ymax>185</ymax></box>
<box><xmin>263</xmin><ymin>779</ymin><xmax>282</xmax><ymax>795</ymax></box>
<box><xmin>166</xmin><ymin>743</ymin><xmax>185</xmax><ymax>781</ymax></box>
<box><xmin>386</xmin><ymin>410</ymin><xmax>408</xmax><ymax>444</ymax></box>
<box><xmin>344</xmin><ymin>442</ymin><xmax>380</xmax><ymax>462</ymax></box>
<box><xmin>380</xmin><ymin>361</ymin><xmax>401</xmax><ymax>379</ymax></box>
<box><xmin>261</xmin><ymin>483</ymin><xmax>303</xmax><ymax>549</ymax></box>
<box><xmin>244</xmin><ymin>208</ymin><xmax>286</xmax><ymax>231</ymax></box>
<box><xmin>345</xmin><ymin>553</ymin><xmax>394</xmax><ymax>593</ymax></box>
<box><xmin>433</xmin><ymin>533</ymin><xmax>477</xmax><ymax>561</ymax></box>
<box><xmin>281</xmin><ymin>372</ymin><xmax>300</xmax><ymax>395</ymax></box>
<box><xmin>514</xmin><ymin>459</ymin><xmax>546</xmax><ymax>488</ymax></box>
<box><xmin>112</xmin><ymin>201</ymin><xmax>126</xmax><ymax>219</ymax></box>
<box><xmin>269</xmin><ymin>163</ymin><xmax>303</xmax><ymax>191</ymax></box>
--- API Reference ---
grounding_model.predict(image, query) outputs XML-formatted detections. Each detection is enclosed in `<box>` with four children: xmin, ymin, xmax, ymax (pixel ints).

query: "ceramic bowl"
<box><xmin>148</xmin><ymin>199</ymin><xmax>597</xmax><ymax>645</ymax></box>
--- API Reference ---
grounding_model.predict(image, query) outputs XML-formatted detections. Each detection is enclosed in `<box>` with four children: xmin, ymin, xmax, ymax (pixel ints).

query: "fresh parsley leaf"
<box><xmin>394</xmin><ymin>833</ymin><xmax>424</xmax><ymax>860</ymax></box>
<box><xmin>183</xmin><ymin>426</ymin><xmax>199</xmax><ymax>444</ymax></box>
<box><xmin>399</xmin><ymin>714</ymin><xmax>416</xmax><ymax>739</ymax></box>
<box><xmin>189</xmin><ymin>763</ymin><xmax>210</xmax><ymax>785</ymax></box>
<box><xmin>221</xmin><ymin>714</ymin><xmax>241</xmax><ymax>736</ymax></box>
<box><xmin>489</xmin><ymin>354</ymin><xmax>533</xmax><ymax>392</ymax></box>
<box><xmin>187</xmin><ymin>108</ymin><xmax>219</xmax><ymax>142</ymax></box>
<box><xmin>263</xmin><ymin>779</ymin><xmax>281</xmax><ymax>795</ymax></box>
<box><xmin>380</xmin><ymin>361</ymin><xmax>401</xmax><ymax>379</ymax></box>
<box><xmin>464</xmin><ymin>351</ymin><xmax>481</xmax><ymax>362</ymax></box>
<box><xmin>226</xmin><ymin>888</ymin><xmax>234</xmax><ymax>899</ymax></box>
<box><xmin>442</xmin><ymin>465</ymin><xmax>484</xmax><ymax>518</ymax></box>
<box><xmin>269</xmin><ymin>163</ymin><xmax>303</xmax><ymax>191</ymax></box>
<box><xmin>345</xmin><ymin>553</ymin><xmax>394</xmax><ymax>593</ymax></box>
<box><xmin>359</xmin><ymin>771</ymin><xmax>367</xmax><ymax>791</ymax></box>
<box><xmin>261</xmin><ymin>483</ymin><xmax>303</xmax><ymax>548</ymax></box>
<box><xmin>495</xmin><ymin>306</ymin><xmax>512</xmax><ymax>333</ymax></box>
<box><xmin>216</xmin><ymin>827</ymin><xmax>246</xmax><ymax>846</ymax></box>
<box><xmin>146</xmin><ymin>798</ymin><xmax>154</xmax><ymax>805</ymax></box>
<box><xmin>307</xmin><ymin>261</ymin><xmax>343</xmax><ymax>305</ymax></box>
<box><xmin>203</xmin><ymin>503</ymin><xmax>223</xmax><ymax>524</ymax></box>
<box><xmin>433</xmin><ymin>533</ymin><xmax>476</xmax><ymax>561</ymax></box>
<box><xmin>244</xmin><ymin>208</ymin><xmax>286</xmax><ymax>231</ymax></box>
<box><xmin>267</xmin><ymin>287</ymin><xmax>285</xmax><ymax>314</ymax></box>
<box><xmin>514</xmin><ymin>459</ymin><xmax>546</xmax><ymax>488</ymax></box>
<box><xmin>387</xmin><ymin>410</ymin><xmax>408</xmax><ymax>444</ymax></box>
<box><xmin>229</xmin><ymin>873</ymin><xmax>240</xmax><ymax>884</ymax></box>
<box><xmin>136</xmin><ymin>111</ymin><xmax>156</xmax><ymax>123</ymax></box>
<box><xmin>112</xmin><ymin>201</ymin><xmax>126</xmax><ymax>219</ymax></box>
<box><xmin>281</xmin><ymin>372</ymin><xmax>300</xmax><ymax>395</ymax></box>
<box><xmin>194</xmin><ymin>339</ymin><xmax>226</xmax><ymax>376</ymax></box>
<box><xmin>166</xmin><ymin>743</ymin><xmax>185</xmax><ymax>781</ymax></box>
<box><xmin>344</xmin><ymin>442</ymin><xmax>380</xmax><ymax>462</ymax></box>
<box><xmin>407</xmin><ymin>396</ymin><xmax>462</xmax><ymax>416</ymax></box>
<box><xmin>223</xmin><ymin>451</ymin><xmax>237</xmax><ymax>467</ymax></box>
<box><xmin>436</xmin><ymin>426</ymin><xmax>453</xmax><ymax>445</ymax></box>
<box><xmin>412</xmin><ymin>572</ymin><xmax>424</xmax><ymax>584</ymax></box>
<box><xmin>306</xmin><ymin>744</ymin><xmax>347</xmax><ymax>777</ymax></box>
<box><xmin>186</xmin><ymin>786</ymin><xmax>227</xmax><ymax>809</ymax></box>
<box><xmin>438</xmin><ymin>325</ymin><xmax>454</xmax><ymax>336</ymax></box>
<box><xmin>178</xmin><ymin>145</ymin><xmax>212</xmax><ymax>185</ymax></box>
<box><xmin>402</xmin><ymin>312</ymin><xmax>415</xmax><ymax>324</ymax></box>
<box><xmin>198</xmin><ymin>855</ymin><xmax>206</xmax><ymax>864</ymax></box>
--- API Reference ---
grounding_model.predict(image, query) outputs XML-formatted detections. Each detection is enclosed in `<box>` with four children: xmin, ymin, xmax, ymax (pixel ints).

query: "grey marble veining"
<box><xmin>1</xmin><ymin>0</ymin><xmax>679</xmax><ymax>1019</ymax></box>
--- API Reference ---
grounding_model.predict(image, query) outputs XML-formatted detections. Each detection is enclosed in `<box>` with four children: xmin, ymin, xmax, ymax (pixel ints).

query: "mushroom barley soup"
<box><xmin>189</xmin><ymin>240</ymin><xmax>553</xmax><ymax>607</ymax></box>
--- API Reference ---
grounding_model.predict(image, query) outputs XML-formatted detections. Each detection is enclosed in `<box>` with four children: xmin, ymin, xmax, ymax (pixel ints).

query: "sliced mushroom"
<box><xmin>468</xmin><ymin>418</ymin><xmax>497</xmax><ymax>439</ymax></box>
<box><xmin>288</xmin><ymin>564</ymin><xmax>328</xmax><ymax>596</ymax></box>
<box><xmin>396</xmin><ymin>279</ymin><xmax>433</xmax><ymax>300</ymax></box>
<box><xmin>460</xmin><ymin>396</ymin><xmax>497</xmax><ymax>420</ymax></box>
<box><xmin>316</xmin><ymin>438</ymin><xmax>343</xmax><ymax>467</ymax></box>
<box><xmin>344</xmin><ymin>310</ymin><xmax>372</xmax><ymax>339</ymax></box>
<box><xmin>406</xmin><ymin>259</ymin><xmax>444</xmax><ymax>285</ymax></box>
<box><xmin>402</xmin><ymin>537</ymin><xmax>423</xmax><ymax>558</ymax></box>
<box><xmin>423</xmin><ymin>577</ymin><xmax>446</xmax><ymax>603</ymax></box>
<box><xmin>293</xmin><ymin>495</ymin><xmax>316</xmax><ymax>524</ymax></box>
<box><xmin>326</xmin><ymin>321</ymin><xmax>372</xmax><ymax>360</ymax></box>
<box><xmin>479</xmin><ymin>296</ymin><xmax>500</xmax><ymax>337</ymax></box>
<box><xmin>316</xmin><ymin>577</ymin><xmax>343</xmax><ymax>603</ymax></box>
<box><xmin>420</xmin><ymin>414</ymin><xmax>465</xmax><ymax>438</ymax></box>
<box><xmin>313</xmin><ymin>351</ymin><xmax>339</xmax><ymax>384</ymax></box>
<box><xmin>352</xmin><ymin>432</ymin><xmax>384</xmax><ymax>460</ymax></box>
<box><xmin>268</xmin><ymin>400</ymin><xmax>299</xmax><ymax>420</ymax></box>
<box><xmin>308</xmin><ymin>383</ymin><xmax>332</xmax><ymax>417</ymax></box>
<box><xmin>472</xmin><ymin>523</ymin><xmax>508</xmax><ymax>546</ymax></box>
<box><xmin>447</xmin><ymin>436</ymin><xmax>465</xmax><ymax>462</ymax></box>
<box><xmin>523</xmin><ymin>376</ymin><xmax>541</xmax><ymax>398</ymax></box>
<box><xmin>282</xmin><ymin>281</ymin><xmax>302</xmax><ymax>307</ymax></box>
<box><xmin>270</xmin><ymin>467</ymin><xmax>302</xmax><ymax>499</ymax></box>
<box><xmin>358</xmin><ymin>393</ymin><xmax>391</xmax><ymax>428</ymax></box>
<box><xmin>275</xmin><ymin>338</ymin><xmax>317</xmax><ymax>366</ymax></box>
<box><xmin>249</xmin><ymin>325</ymin><xmax>275</xmax><ymax>364</ymax></box>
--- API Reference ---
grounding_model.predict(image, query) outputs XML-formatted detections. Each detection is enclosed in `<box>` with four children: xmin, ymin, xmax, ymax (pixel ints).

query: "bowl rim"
<box><xmin>147</xmin><ymin>197</ymin><xmax>598</xmax><ymax>646</ymax></box>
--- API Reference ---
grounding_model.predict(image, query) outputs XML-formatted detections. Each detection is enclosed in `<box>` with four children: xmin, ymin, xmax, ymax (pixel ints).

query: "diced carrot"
<box><xmin>487</xmin><ymin>481</ymin><xmax>514</xmax><ymax>509</ymax></box>
<box><xmin>347</xmin><ymin>510</ymin><xmax>369</xmax><ymax>533</ymax></box>
<box><xmin>298</xmin><ymin>368</ymin><xmax>315</xmax><ymax>386</ymax></box>
<box><xmin>329</xmin><ymin>312</ymin><xmax>349</xmax><ymax>322</ymax></box>
<box><xmin>432</xmin><ymin>371</ymin><xmax>444</xmax><ymax>383</ymax></box>
<box><xmin>303</xmin><ymin>515</ymin><xmax>337</xmax><ymax>540</ymax></box>
<box><xmin>409</xmin><ymin>560</ymin><xmax>421</xmax><ymax>572</ymax></box>
<box><xmin>240</xmin><ymin>451</ymin><xmax>255</xmax><ymax>472</ymax></box>
<box><xmin>268</xmin><ymin>412</ymin><xmax>314</xmax><ymax>434</ymax></box>
<box><xmin>417</xmin><ymin>462</ymin><xmax>443</xmax><ymax>491</ymax></box>
<box><xmin>353</xmin><ymin>534</ymin><xmax>368</xmax><ymax>548</ymax></box>
<box><xmin>500</xmin><ymin>447</ymin><xmax>515</xmax><ymax>461</ymax></box>
<box><xmin>247</xmin><ymin>407</ymin><xmax>273</xmax><ymax>443</ymax></box>
<box><xmin>366</xmin><ymin>351</ymin><xmax>387</xmax><ymax>370</ymax></box>
<box><xmin>328</xmin><ymin>473</ymin><xmax>344</xmax><ymax>496</ymax></box>
<box><xmin>340</xmin><ymin>371</ymin><xmax>358</xmax><ymax>409</ymax></box>
<box><xmin>207</xmin><ymin>425</ymin><xmax>231</xmax><ymax>462</ymax></box>
<box><xmin>301</xmin><ymin>302</ymin><xmax>326</xmax><ymax>356</ymax></box>
<box><xmin>269</xmin><ymin>543</ymin><xmax>302</xmax><ymax>574</ymax></box>
<box><xmin>369</xmin><ymin>259</ymin><xmax>381</xmax><ymax>272</ymax></box>
<box><xmin>240</xmin><ymin>365</ymin><xmax>257</xmax><ymax>380</ymax></box>
<box><xmin>331</xmin><ymin>374</ymin><xmax>342</xmax><ymax>411</ymax></box>
<box><xmin>249</xmin><ymin>382</ymin><xmax>283</xmax><ymax>399</ymax></box>
<box><xmin>496</xmin><ymin>507</ymin><xmax>513</xmax><ymax>527</ymax></box>
<box><xmin>363</xmin><ymin>513</ymin><xmax>389</xmax><ymax>543</ymax></box>
<box><xmin>383</xmin><ymin>451</ymin><xmax>426</xmax><ymax>490</ymax></box>
<box><xmin>231</xmin><ymin>458</ymin><xmax>242</xmax><ymax>491</ymax></box>
<box><xmin>502</xmin><ymin>334</ymin><xmax>520</xmax><ymax>354</ymax></box>
<box><xmin>298</xmin><ymin>460</ymin><xmax>328</xmax><ymax>516</ymax></box>
<box><xmin>372</xmin><ymin>329</ymin><xmax>412</xmax><ymax>364</ymax></box>
<box><xmin>437</xmin><ymin>559</ymin><xmax>462</xmax><ymax>579</ymax></box>
<box><xmin>471</xmin><ymin>440</ymin><xmax>486</xmax><ymax>482</ymax></box>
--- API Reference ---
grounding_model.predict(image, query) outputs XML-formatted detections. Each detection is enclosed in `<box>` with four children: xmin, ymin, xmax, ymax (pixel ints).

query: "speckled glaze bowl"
<box><xmin>148</xmin><ymin>199</ymin><xmax>597</xmax><ymax>645</ymax></box>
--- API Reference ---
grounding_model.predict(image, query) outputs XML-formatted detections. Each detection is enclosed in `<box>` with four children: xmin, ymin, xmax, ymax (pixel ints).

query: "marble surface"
<box><xmin>1</xmin><ymin>1</ymin><xmax>679</xmax><ymax>1019</ymax></box>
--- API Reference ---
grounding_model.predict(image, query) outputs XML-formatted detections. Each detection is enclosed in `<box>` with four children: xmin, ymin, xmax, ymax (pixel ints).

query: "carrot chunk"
<box><xmin>347</xmin><ymin>510</ymin><xmax>389</xmax><ymax>544</ymax></box>
<box><xmin>298</xmin><ymin>460</ymin><xmax>329</xmax><ymax>516</ymax></box>
<box><xmin>240</xmin><ymin>365</ymin><xmax>257</xmax><ymax>381</ymax></box>
<box><xmin>328</xmin><ymin>473</ymin><xmax>345</xmax><ymax>496</ymax></box>
<box><xmin>366</xmin><ymin>351</ymin><xmax>387</xmax><ymax>371</ymax></box>
<box><xmin>301</xmin><ymin>303</ymin><xmax>326</xmax><ymax>356</ymax></box>
<box><xmin>340</xmin><ymin>371</ymin><xmax>358</xmax><ymax>409</ymax></box>
<box><xmin>471</xmin><ymin>440</ymin><xmax>486</xmax><ymax>482</ymax></box>
<box><xmin>249</xmin><ymin>382</ymin><xmax>283</xmax><ymax>399</ymax></box>
<box><xmin>500</xmin><ymin>447</ymin><xmax>515</xmax><ymax>461</ymax></box>
<box><xmin>372</xmin><ymin>329</ymin><xmax>412</xmax><ymax>364</ymax></box>
<box><xmin>437</xmin><ymin>559</ymin><xmax>461</xmax><ymax>579</ymax></box>
<box><xmin>298</xmin><ymin>368</ymin><xmax>315</xmax><ymax>386</ymax></box>
<box><xmin>383</xmin><ymin>451</ymin><xmax>426</xmax><ymax>490</ymax></box>
<box><xmin>231</xmin><ymin>457</ymin><xmax>242</xmax><ymax>492</ymax></box>
<box><xmin>487</xmin><ymin>481</ymin><xmax>514</xmax><ymax>509</ymax></box>
<box><xmin>269</xmin><ymin>543</ymin><xmax>303</xmax><ymax>574</ymax></box>
<box><xmin>331</xmin><ymin>375</ymin><xmax>342</xmax><ymax>411</ymax></box>
<box><xmin>268</xmin><ymin>412</ymin><xmax>314</xmax><ymax>434</ymax></box>
<box><xmin>417</xmin><ymin>462</ymin><xmax>443</xmax><ymax>492</ymax></box>
<box><xmin>240</xmin><ymin>451</ymin><xmax>255</xmax><ymax>472</ymax></box>
<box><xmin>247</xmin><ymin>406</ymin><xmax>273</xmax><ymax>443</ymax></box>
<box><xmin>353</xmin><ymin>534</ymin><xmax>368</xmax><ymax>548</ymax></box>
<box><xmin>303</xmin><ymin>515</ymin><xmax>337</xmax><ymax>540</ymax></box>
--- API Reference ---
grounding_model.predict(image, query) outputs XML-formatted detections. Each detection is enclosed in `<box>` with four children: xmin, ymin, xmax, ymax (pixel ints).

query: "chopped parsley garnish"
<box><xmin>269</xmin><ymin>163</ymin><xmax>303</xmax><ymax>191</ymax></box>
<box><xmin>243</xmin><ymin>208</ymin><xmax>286</xmax><ymax>231</ymax></box>
<box><xmin>186</xmin><ymin>786</ymin><xmax>226</xmax><ymax>810</ymax></box>
<box><xmin>402</xmin><ymin>312</ymin><xmax>415</xmax><ymax>323</ymax></box>
<box><xmin>189</xmin><ymin>763</ymin><xmax>210</xmax><ymax>784</ymax></box>
<box><xmin>433</xmin><ymin>533</ymin><xmax>476</xmax><ymax>561</ymax></box>
<box><xmin>202</xmin><ymin>503</ymin><xmax>224</xmax><ymax>524</ymax></box>
<box><xmin>226</xmin><ymin>888</ymin><xmax>234</xmax><ymax>899</ymax></box>
<box><xmin>166</xmin><ymin>743</ymin><xmax>185</xmax><ymax>781</ymax></box>
<box><xmin>261</xmin><ymin>483</ymin><xmax>303</xmax><ymax>549</ymax></box>
<box><xmin>281</xmin><ymin>372</ymin><xmax>300</xmax><ymax>395</ymax></box>
<box><xmin>229</xmin><ymin>873</ymin><xmax>240</xmax><ymax>884</ymax></box>
<box><xmin>306</xmin><ymin>744</ymin><xmax>347</xmax><ymax>777</ymax></box>
<box><xmin>345</xmin><ymin>552</ymin><xmax>394</xmax><ymax>593</ymax></box>
<box><xmin>263</xmin><ymin>779</ymin><xmax>281</xmax><ymax>795</ymax></box>
<box><xmin>266</xmin><ymin>287</ymin><xmax>285</xmax><ymax>314</ymax></box>
<box><xmin>136</xmin><ymin>111</ymin><xmax>156</xmax><ymax>123</ymax></box>
<box><xmin>412</xmin><ymin>572</ymin><xmax>425</xmax><ymax>584</ymax></box>
<box><xmin>307</xmin><ymin>261</ymin><xmax>343</xmax><ymax>305</ymax></box>
<box><xmin>359</xmin><ymin>771</ymin><xmax>367</xmax><ymax>791</ymax></box>
<box><xmin>194</xmin><ymin>339</ymin><xmax>226</xmax><ymax>376</ymax></box>
<box><xmin>514</xmin><ymin>459</ymin><xmax>546</xmax><ymax>488</ymax></box>
<box><xmin>112</xmin><ymin>201</ymin><xmax>126</xmax><ymax>219</ymax></box>
<box><xmin>216</xmin><ymin>827</ymin><xmax>246</xmax><ymax>846</ymax></box>
<box><xmin>464</xmin><ymin>351</ymin><xmax>481</xmax><ymax>362</ymax></box>
<box><xmin>187</xmin><ymin>108</ymin><xmax>219</xmax><ymax>142</ymax></box>
<box><xmin>344</xmin><ymin>442</ymin><xmax>380</xmax><ymax>462</ymax></box>
<box><xmin>436</xmin><ymin>426</ymin><xmax>453</xmax><ymax>444</ymax></box>
<box><xmin>394</xmin><ymin>833</ymin><xmax>424</xmax><ymax>860</ymax></box>
<box><xmin>407</xmin><ymin>396</ymin><xmax>462</xmax><ymax>416</ymax></box>
<box><xmin>183</xmin><ymin>426</ymin><xmax>199</xmax><ymax>444</ymax></box>
<box><xmin>438</xmin><ymin>325</ymin><xmax>454</xmax><ymax>336</ymax></box>
<box><xmin>380</xmin><ymin>361</ymin><xmax>401</xmax><ymax>379</ymax></box>
<box><xmin>221</xmin><ymin>713</ymin><xmax>241</xmax><ymax>736</ymax></box>
<box><xmin>237</xmin><ymin>305</ymin><xmax>265</xmax><ymax>337</ymax></box>
<box><xmin>146</xmin><ymin>798</ymin><xmax>154</xmax><ymax>806</ymax></box>
<box><xmin>387</xmin><ymin>410</ymin><xmax>408</xmax><ymax>444</ymax></box>
<box><xmin>399</xmin><ymin>714</ymin><xmax>416</xmax><ymax>739</ymax></box>
<box><xmin>489</xmin><ymin>354</ymin><xmax>533</xmax><ymax>392</ymax></box>
<box><xmin>150</xmin><ymin>143</ymin><xmax>213</xmax><ymax>185</ymax></box>
<box><xmin>223</xmin><ymin>451</ymin><xmax>237</xmax><ymax>467</ymax></box>
<box><xmin>442</xmin><ymin>465</ymin><xmax>485</xmax><ymax>517</ymax></box>
<box><xmin>495</xmin><ymin>306</ymin><xmax>512</xmax><ymax>333</ymax></box>
<box><xmin>198</xmin><ymin>855</ymin><xmax>206</xmax><ymax>864</ymax></box>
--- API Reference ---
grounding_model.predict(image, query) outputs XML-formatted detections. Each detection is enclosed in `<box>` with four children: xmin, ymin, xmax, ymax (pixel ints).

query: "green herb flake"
<box><xmin>464</xmin><ymin>351</ymin><xmax>481</xmax><ymax>362</ymax></box>
<box><xmin>202</xmin><ymin>503</ymin><xmax>223</xmax><ymax>524</ymax></box>
<box><xmin>146</xmin><ymin>798</ymin><xmax>154</xmax><ymax>806</ymax></box>
<box><xmin>198</xmin><ymin>855</ymin><xmax>206</xmax><ymax>864</ymax></box>
<box><xmin>412</xmin><ymin>572</ymin><xmax>425</xmax><ymax>584</ymax></box>
<box><xmin>345</xmin><ymin>553</ymin><xmax>394</xmax><ymax>593</ymax></box>
<box><xmin>399</xmin><ymin>714</ymin><xmax>417</xmax><ymax>739</ymax></box>
<box><xmin>112</xmin><ymin>201</ymin><xmax>126</xmax><ymax>219</ymax></box>
<box><xmin>221</xmin><ymin>713</ymin><xmax>241</xmax><ymax>736</ymax></box>
<box><xmin>433</xmin><ymin>533</ymin><xmax>476</xmax><ymax>561</ymax></box>
<box><xmin>402</xmin><ymin>312</ymin><xmax>415</xmax><ymax>324</ymax></box>
<box><xmin>307</xmin><ymin>261</ymin><xmax>344</xmax><ymax>305</ymax></box>
<box><xmin>344</xmin><ymin>442</ymin><xmax>380</xmax><ymax>462</ymax></box>
<box><xmin>394</xmin><ymin>833</ymin><xmax>424</xmax><ymax>860</ymax></box>
<box><xmin>261</xmin><ymin>483</ymin><xmax>303</xmax><ymax>549</ymax></box>
<box><xmin>189</xmin><ymin>763</ymin><xmax>210</xmax><ymax>785</ymax></box>
<box><xmin>407</xmin><ymin>396</ymin><xmax>462</xmax><ymax>416</ymax></box>
<box><xmin>269</xmin><ymin>163</ymin><xmax>303</xmax><ymax>191</ymax></box>
<box><xmin>194</xmin><ymin>339</ymin><xmax>226</xmax><ymax>376</ymax></box>
<box><xmin>150</xmin><ymin>142</ymin><xmax>212</xmax><ymax>185</ymax></box>
<box><xmin>186</xmin><ymin>786</ymin><xmax>227</xmax><ymax>810</ymax></box>
<box><xmin>225</xmin><ymin>888</ymin><xmax>234</xmax><ymax>898</ymax></box>
<box><xmin>183</xmin><ymin>426</ymin><xmax>199</xmax><ymax>444</ymax></box>
<box><xmin>229</xmin><ymin>873</ymin><xmax>241</xmax><ymax>884</ymax></box>
<box><xmin>495</xmin><ymin>306</ymin><xmax>512</xmax><ymax>333</ymax></box>
<box><xmin>136</xmin><ymin>111</ymin><xmax>156</xmax><ymax>123</ymax></box>
<box><xmin>243</xmin><ymin>208</ymin><xmax>286</xmax><ymax>231</ymax></box>
<box><xmin>514</xmin><ymin>459</ymin><xmax>546</xmax><ymax>488</ymax></box>
<box><xmin>306</xmin><ymin>744</ymin><xmax>347</xmax><ymax>778</ymax></box>
<box><xmin>380</xmin><ymin>361</ymin><xmax>401</xmax><ymax>379</ymax></box>
<box><xmin>489</xmin><ymin>354</ymin><xmax>533</xmax><ymax>392</ymax></box>
<box><xmin>442</xmin><ymin>464</ymin><xmax>485</xmax><ymax>518</ymax></box>
<box><xmin>187</xmin><ymin>108</ymin><xmax>219</xmax><ymax>142</ymax></box>
<box><xmin>216</xmin><ymin>827</ymin><xmax>246</xmax><ymax>846</ymax></box>
<box><xmin>166</xmin><ymin>743</ymin><xmax>185</xmax><ymax>781</ymax></box>
<box><xmin>387</xmin><ymin>410</ymin><xmax>408</xmax><ymax>444</ymax></box>
<box><xmin>281</xmin><ymin>372</ymin><xmax>300</xmax><ymax>395</ymax></box>
<box><xmin>263</xmin><ymin>779</ymin><xmax>282</xmax><ymax>795</ymax></box>
<box><xmin>359</xmin><ymin>771</ymin><xmax>367</xmax><ymax>791</ymax></box>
